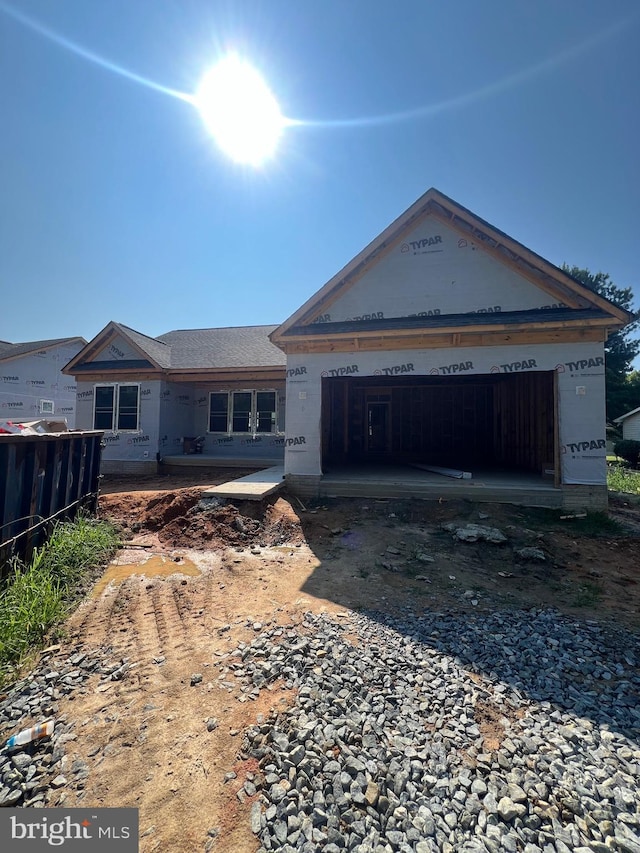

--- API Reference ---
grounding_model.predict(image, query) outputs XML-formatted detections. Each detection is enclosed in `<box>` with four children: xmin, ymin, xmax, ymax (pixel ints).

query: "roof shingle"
<box><xmin>157</xmin><ymin>325</ymin><xmax>285</xmax><ymax>369</ymax></box>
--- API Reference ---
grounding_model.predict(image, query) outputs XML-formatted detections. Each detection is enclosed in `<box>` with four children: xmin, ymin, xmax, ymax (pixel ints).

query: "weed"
<box><xmin>0</xmin><ymin>515</ymin><xmax>118</xmax><ymax>683</ymax></box>
<box><xmin>608</xmin><ymin>464</ymin><xmax>640</xmax><ymax>495</ymax></box>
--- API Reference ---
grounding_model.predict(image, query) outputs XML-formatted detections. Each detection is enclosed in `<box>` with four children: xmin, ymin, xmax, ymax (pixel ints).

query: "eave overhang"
<box><xmin>270</xmin><ymin>188</ymin><xmax>632</xmax><ymax>346</ymax></box>
<box><xmin>277</xmin><ymin>308</ymin><xmax>615</xmax><ymax>354</ymax></box>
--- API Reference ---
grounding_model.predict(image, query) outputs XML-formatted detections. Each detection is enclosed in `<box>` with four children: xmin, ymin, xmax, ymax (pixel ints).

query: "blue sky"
<box><xmin>1</xmin><ymin>0</ymin><xmax>638</xmax><ymax>347</ymax></box>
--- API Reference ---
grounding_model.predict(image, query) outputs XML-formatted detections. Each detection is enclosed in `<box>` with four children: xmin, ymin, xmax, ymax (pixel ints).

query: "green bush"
<box><xmin>613</xmin><ymin>439</ymin><xmax>640</xmax><ymax>469</ymax></box>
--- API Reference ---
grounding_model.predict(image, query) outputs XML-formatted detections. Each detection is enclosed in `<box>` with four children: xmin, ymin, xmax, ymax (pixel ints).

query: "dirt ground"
<box><xmin>42</xmin><ymin>470</ymin><xmax>640</xmax><ymax>852</ymax></box>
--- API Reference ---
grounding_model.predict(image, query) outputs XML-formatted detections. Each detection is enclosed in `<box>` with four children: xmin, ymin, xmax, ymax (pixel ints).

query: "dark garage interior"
<box><xmin>321</xmin><ymin>372</ymin><xmax>556</xmax><ymax>476</ymax></box>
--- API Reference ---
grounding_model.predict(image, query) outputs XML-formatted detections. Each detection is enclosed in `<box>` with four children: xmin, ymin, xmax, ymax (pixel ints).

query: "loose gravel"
<box><xmin>230</xmin><ymin>608</ymin><xmax>640</xmax><ymax>853</ymax></box>
<box><xmin>1</xmin><ymin>606</ymin><xmax>639</xmax><ymax>853</ymax></box>
<box><xmin>0</xmin><ymin>647</ymin><xmax>130</xmax><ymax>808</ymax></box>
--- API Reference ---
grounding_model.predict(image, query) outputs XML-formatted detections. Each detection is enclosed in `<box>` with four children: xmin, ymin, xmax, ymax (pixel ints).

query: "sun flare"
<box><xmin>195</xmin><ymin>54</ymin><xmax>285</xmax><ymax>166</ymax></box>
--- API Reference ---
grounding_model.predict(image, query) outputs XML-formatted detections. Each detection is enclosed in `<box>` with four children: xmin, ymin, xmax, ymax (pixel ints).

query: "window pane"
<box><xmin>209</xmin><ymin>392</ymin><xmax>229</xmax><ymax>432</ymax></box>
<box><xmin>94</xmin><ymin>386</ymin><xmax>114</xmax><ymax>431</ymax></box>
<box><xmin>232</xmin><ymin>392</ymin><xmax>252</xmax><ymax>432</ymax></box>
<box><xmin>255</xmin><ymin>391</ymin><xmax>276</xmax><ymax>433</ymax></box>
<box><xmin>117</xmin><ymin>385</ymin><xmax>139</xmax><ymax>430</ymax></box>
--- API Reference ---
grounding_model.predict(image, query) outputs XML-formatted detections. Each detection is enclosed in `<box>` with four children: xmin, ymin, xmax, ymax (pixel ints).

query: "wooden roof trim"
<box><xmin>270</xmin><ymin>188</ymin><xmax>631</xmax><ymax>345</ymax></box>
<box><xmin>279</xmin><ymin>327</ymin><xmax>606</xmax><ymax>355</ymax></box>
<box><xmin>281</xmin><ymin>313</ymin><xmax>614</xmax><ymax>345</ymax></box>
<box><xmin>426</xmin><ymin>199</ymin><xmax>629</xmax><ymax>319</ymax></box>
<box><xmin>427</xmin><ymin>208</ymin><xmax>585</xmax><ymax>309</ymax></box>
<box><xmin>62</xmin><ymin>321</ymin><xmax>165</xmax><ymax>374</ymax></box>
<box><xmin>270</xmin><ymin>191</ymin><xmax>434</xmax><ymax>342</ymax></box>
<box><xmin>167</xmin><ymin>370</ymin><xmax>285</xmax><ymax>384</ymax></box>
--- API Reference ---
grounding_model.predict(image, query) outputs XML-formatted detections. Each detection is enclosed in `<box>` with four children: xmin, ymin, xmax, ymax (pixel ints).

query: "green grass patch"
<box><xmin>607</xmin><ymin>464</ymin><xmax>640</xmax><ymax>495</ymax></box>
<box><xmin>0</xmin><ymin>515</ymin><xmax>118</xmax><ymax>684</ymax></box>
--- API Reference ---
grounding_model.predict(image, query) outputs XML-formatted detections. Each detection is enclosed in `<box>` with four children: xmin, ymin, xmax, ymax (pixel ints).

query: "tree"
<box><xmin>562</xmin><ymin>266</ymin><xmax>639</xmax><ymax>420</ymax></box>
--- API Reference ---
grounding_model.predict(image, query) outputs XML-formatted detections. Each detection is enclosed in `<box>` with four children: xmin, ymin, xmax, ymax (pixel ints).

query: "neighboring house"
<box><xmin>0</xmin><ymin>337</ymin><xmax>86</xmax><ymax>427</ymax></box>
<box><xmin>63</xmin><ymin>322</ymin><xmax>286</xmax><ymax>473</ymax></box>
<box><xmin>269</xmin><ymin>188</ymin><xmax>631</xmax><ymax>510</ymax></box>
<box><xmin>614</xmin><ymin>407</ymin><xmax>640</xmax><ymax>441</ymax></box>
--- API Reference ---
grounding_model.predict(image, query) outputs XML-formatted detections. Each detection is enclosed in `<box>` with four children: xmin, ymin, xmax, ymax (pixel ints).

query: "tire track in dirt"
<box><xmin>54</xmin><ymin>558</ymin><xmax>300</xmax><ymax>853</ymax></box>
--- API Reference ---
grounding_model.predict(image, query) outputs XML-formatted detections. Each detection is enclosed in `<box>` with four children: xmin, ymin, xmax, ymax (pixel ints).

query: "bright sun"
<box><xmin>195</xmin><ymin>54</ymin><xmax>285</xmax><ymax>166</ymax></box>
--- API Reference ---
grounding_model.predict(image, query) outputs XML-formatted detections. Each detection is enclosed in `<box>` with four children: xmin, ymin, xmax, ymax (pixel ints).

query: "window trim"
<box><xmin>93</xmin><ymin>383</ymin><xmax>141</xmax><ymax>432</ymax></box>
<box><xmin>207</xmin><ymin>389</ymin><xmax>279</xmax><ymax>435</ymax></box>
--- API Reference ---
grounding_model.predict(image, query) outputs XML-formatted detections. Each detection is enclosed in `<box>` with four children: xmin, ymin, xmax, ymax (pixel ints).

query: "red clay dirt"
<box><xmin>35</xmin><ymin>470</ymin><xmax>640</xmax><ymax>853</ymax></box>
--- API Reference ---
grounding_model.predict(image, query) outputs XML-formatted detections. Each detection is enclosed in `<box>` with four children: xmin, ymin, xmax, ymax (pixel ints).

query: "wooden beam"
<box><xmin>68</xmin><ymin>371</ymin><xmax>163</xmax><ymax>382</ymax></box>
<box><xmin>278</xmin><ymin>327</ymin><xmax>605</xmax><ymax>355</ymax></box>
<box><xmin>167</xmin><ymin>369</ymin><xmax>285</xmax><ymax>383</ymax></box>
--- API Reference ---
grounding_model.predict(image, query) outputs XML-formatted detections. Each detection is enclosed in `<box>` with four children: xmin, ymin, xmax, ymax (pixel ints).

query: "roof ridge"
<box><xmin>160</xmin><ymin>323</ymin><xmax>280</xmax><ymax>334</ymax></box>
<box><xmin>114</xmin><ymin>322</ymin><xmax>170</xmax><ymax>347</ymax></box>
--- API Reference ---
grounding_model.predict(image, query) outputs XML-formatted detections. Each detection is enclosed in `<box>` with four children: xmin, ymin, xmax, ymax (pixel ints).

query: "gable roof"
<box><xmin>614</xmin><ymin>406</ymin><xmax>640</xmax><ymax>424</ymax></box>
<box><xmin>271</xmin><ymin>187</ymin><xmax>631</xmax><ymax>345</ymax></box>
<box><xmin>113</xmin><ymin>323</ymin><xmax>173</xmax><ymax>369</ymax></box>
<box><xmin>0</xmin><ymin>336</ymin><xmax>86</xmax><ymax>363</ymax></box>
<box><xmin>64</xmin><ymin>322</ymin><xmax>285</xmax><ymax>375</ymax></box>
<box><xmin>63</xmin><ymin>321</ymin><xmax>169</xmax><ymax>374</ymax></box>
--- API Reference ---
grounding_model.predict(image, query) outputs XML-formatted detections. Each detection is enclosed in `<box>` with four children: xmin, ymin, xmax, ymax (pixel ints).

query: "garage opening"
<box><xmin>321</xmin><ymin>372</ymin><xmax>556</xmax><ymax>477</ymax></box>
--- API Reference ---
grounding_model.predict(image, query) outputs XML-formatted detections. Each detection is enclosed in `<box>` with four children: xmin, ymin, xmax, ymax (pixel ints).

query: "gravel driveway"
<box><xmin>232</xmin><ymin>607</ymin><xmax>640</xmax><ymax>853</ymax></box>
<box><xmin>1</xmin><ymin>603</ymin><xmax>639</xmax><ymax>852</ymax></box>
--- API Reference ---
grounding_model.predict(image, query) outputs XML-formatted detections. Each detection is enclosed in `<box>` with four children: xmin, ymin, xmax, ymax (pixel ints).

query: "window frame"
<box><xmin>93</xmin><ymin>383</ymin><xmax>141</xmax><ymax>432</ymax></box>
<box><xmin>207</xmin><ymin>389</ymin><xmax>278</xmax><ymax>435</ymax></box>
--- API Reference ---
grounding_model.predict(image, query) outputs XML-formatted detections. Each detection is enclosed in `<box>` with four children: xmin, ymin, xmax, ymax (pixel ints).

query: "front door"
<box><xmin>367</xmin><ymin>401</ymin><xmax>390</xmax><ymax>452</ymax></box>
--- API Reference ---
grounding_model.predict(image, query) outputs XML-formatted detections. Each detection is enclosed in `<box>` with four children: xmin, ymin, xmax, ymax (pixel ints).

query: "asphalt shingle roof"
<box><xmin>0</xmin><ymin>337</ymin><xmax>85</xmax><ymax>362</ymax></box>
<box><xmin>157</xmin><ymin>325</ymin><xmax>286</xmax><ymax>369</ymax></box>
<box><xmin>113</xmin><ymin>323</ymin><xmax>173</xmax><ymax>369</ymax></box>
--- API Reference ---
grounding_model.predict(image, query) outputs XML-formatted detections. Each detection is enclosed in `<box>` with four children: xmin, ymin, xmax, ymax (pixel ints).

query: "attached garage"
<box><xmin>322</xmin><ymin>371</ymin><xmax>556</xmax><ymax>478</ymax></box>
<box><xmin>271</xmin><ymin>188</ymin><xmax>631</xmax><ymax>509</ymax></box>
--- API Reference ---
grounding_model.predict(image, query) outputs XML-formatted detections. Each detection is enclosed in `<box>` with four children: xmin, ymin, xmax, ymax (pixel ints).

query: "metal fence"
<box><xmin>0</xmin><ymin>431</ymin><xmax>103</xmax><ymax>572</ymax></box>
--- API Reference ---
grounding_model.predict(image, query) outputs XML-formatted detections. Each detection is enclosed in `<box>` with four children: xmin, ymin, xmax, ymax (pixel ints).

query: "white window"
<box><xmin>39</xmin><ymin>400</ymin><xmax>55</xmax><ymax>414</ymax></box>
<box><xmin>94</xmin><ymin>384</ymin><xmax>140</xmax><ymax>431</ymax></box>
<box><xmin>208</xmin><ymin>390</ymin><xmax>277</xmax><ymax>434</ymax></box>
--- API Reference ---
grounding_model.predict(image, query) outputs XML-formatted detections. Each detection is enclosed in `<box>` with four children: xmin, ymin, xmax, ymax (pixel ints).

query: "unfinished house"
<box><xmin>270</xmin><ymin>189</ymin><xmax>630</xmax><ymax>509</ymax></box>
<box><xmin>0</xmin><ymin>337</ymin><xmax>86</xmax><ymax>427</ymax></box>
<box><xmin>63</xmin><ymin>322</ymin><xmax>286</xmax><ymax>474</ymax></box>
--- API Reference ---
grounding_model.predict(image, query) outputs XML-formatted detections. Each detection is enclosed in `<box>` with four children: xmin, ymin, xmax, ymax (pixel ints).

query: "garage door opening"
<box><xmin>321</xmin><ymin>372</ymin><xmax>557</xmax><ymax>480</ymax></box>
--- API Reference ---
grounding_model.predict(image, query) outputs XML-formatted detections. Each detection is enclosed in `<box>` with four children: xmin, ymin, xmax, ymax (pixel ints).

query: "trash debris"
<box><xmin>5</xmin><ymin>720</ymin><xmax>54</xmax><ymax>750</ymax></box>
